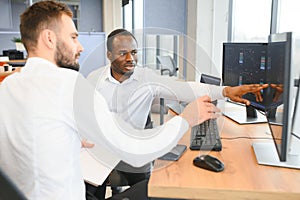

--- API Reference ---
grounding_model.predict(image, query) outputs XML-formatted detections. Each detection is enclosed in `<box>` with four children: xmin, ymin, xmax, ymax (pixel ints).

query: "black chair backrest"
<box><xmin>200</xmin><ymin>73</ymin><xmax>221</xmax><ymax>85</ymax></box>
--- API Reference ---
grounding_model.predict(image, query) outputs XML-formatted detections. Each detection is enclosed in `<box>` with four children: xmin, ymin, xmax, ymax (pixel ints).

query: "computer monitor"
<box><xmin>222</xmin><ymin>42</ymin><xmax>268</xmax><ymax>124</ymax></box>
<box><xmin>252</xmin><ymin>32</ymin><xmax>300</xmax><ymax>169</ymax></box>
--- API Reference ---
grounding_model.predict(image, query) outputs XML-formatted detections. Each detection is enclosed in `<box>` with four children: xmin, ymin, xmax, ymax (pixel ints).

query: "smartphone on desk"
<box><xmin>158</xmin><ymin>144</ymin><xmax>187</xmax><ymax>161</ymax></box>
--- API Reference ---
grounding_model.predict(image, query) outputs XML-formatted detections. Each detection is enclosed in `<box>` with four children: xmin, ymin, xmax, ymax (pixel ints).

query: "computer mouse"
<box><xmin>193</xmin><ymin>154</ymin><xmax>224</xmax><ymax>172</ymax></box>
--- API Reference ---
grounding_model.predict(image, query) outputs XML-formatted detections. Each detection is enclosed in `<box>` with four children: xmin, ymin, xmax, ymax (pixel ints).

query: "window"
<box><xmin>123</xmin><ymin>0</ymin><xmax>133</xmax><ymax>30</ymax></box>
<box><xmin>277</xmin><ymin>0</ymin><xmax>300</xmax><ymax>75</ymax></box>
<box><xmin>278</xmin><ymin>0</ymin><xmax>300</xmax><ymax>34</ymax></box>
<box><xmin>231</xmin><ymin>0</ymin><xmax>272</xmax><ymax>42</ymax></box>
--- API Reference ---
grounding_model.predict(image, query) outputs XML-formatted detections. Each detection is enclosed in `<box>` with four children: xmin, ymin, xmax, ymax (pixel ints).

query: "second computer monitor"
<box><xmin>222</xmin><ymin>42</ymin><xmax>268</xmax><ymax>124</ymax></box>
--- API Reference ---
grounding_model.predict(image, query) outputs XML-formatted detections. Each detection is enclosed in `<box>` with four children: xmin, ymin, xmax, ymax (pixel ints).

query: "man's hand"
<box><xmin>223</xmin><ymin>84</ymin><xmax>269</xmax><ymax>106</ymax></box>
<box><xmin>270</xmin><ymin>83</ymin><xmax>283</xmax><ymax>102</ymax></box>
<box><xmin>81</xmin><ymin>139</ymin><xmax>95</xmax><ymax>148</ymax></box>
<box><xmin>180</xmin><ymin>95</ymin><xmax>221</xmax><ymax>127</ymax></box>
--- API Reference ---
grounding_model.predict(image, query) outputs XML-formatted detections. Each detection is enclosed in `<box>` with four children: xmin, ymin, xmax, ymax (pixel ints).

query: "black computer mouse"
<box><xmin>193</xmin><ymin>154</ymin><xmax>224</xmax><ymax>172</ymax></box>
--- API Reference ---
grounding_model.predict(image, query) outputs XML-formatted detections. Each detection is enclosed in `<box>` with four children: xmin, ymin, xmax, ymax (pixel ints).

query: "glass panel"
<box><xmin>145</xmin><ymin>34</ymin><xmax>158</xmax><ymax>70</ymax></box>
<box><xmin>159</xmin><ymin>35</ymin><xmax>175</xmax><ymax>57</ymax></box>
<box><xmin>143</xmin><ymin>34</ymin><xmax>179</xmax><ymax>75</ymax></box>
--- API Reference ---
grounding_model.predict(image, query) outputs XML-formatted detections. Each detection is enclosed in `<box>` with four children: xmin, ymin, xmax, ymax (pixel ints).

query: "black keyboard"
<box><xmin>190</xmin><ymin>119</ymin><xmax>222</xmax><ymax>151</ymax></box>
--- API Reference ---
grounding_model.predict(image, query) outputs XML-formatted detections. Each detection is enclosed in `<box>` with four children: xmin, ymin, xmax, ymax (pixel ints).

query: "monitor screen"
<box><xmin>222</xmin><ymin>43</ymin><xmax>267</xmax><ymax>87</ymax></box>
<box><xmin>222</xmin><ymin>42</ymin><xmax>269</xmax><ymax>124</ymax></box>
<box><xmin>222</xmin><ymin>42</ymin><xmax>283</xmax><ymax>110</ymax></box>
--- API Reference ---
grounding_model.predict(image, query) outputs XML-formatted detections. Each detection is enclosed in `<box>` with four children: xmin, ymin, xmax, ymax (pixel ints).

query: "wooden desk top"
<box><xmin>148</xmin><ymin>106</ymin><xmax>300</xmax><ymax>200</ymax></box>
<box><xmin>8</xmin><ymin>59</ymin><xmax>26</xmax><ymax>63</ymax></box>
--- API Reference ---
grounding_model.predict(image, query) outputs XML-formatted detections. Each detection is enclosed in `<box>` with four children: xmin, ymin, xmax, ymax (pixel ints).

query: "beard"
<box><xmin>111</xmin><ymin>63</ymin><xmax>135</xmax><ymax>79</ymax></box>
<box><xmin>122</xmin><ymin>69</ymin><xmax>134</xmax><ymax>77</ymax></box>
<box><xmin>55</xmin><ymin>40</ymin><xmax>80</xmax><ymax>72</ymax></box>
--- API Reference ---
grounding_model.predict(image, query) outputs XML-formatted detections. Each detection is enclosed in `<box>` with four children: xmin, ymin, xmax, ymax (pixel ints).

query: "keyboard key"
<box><xmin>190</xmin><ymin>119</ymin><xmax>222</xmax><ymax>151</ymax></box>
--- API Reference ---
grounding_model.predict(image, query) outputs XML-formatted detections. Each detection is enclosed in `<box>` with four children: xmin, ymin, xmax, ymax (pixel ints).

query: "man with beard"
<box><xmin>87</xmin><ymin>28</ymin><xmax>268</xmax><ymax>197</ymax></box>
<box><xmin>0</xmin><ymin>1</ymin><xmax>241</xmax><ymax>200</ymax></box>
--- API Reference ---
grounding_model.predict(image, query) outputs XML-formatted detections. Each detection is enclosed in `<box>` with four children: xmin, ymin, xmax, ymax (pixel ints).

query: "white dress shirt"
<box><xmin>0</xmin><ymin>58</ymin><xmax>189</xmax><ymax>199</ymax></box>
<box><xmin>87</xmin><ymin>65</ymin><xmax>226</xmax><ymax>129</ymax></box>
<box><xmin>87</xmin><ymin>65</ymin><xmax>226</xmax><ymax>174</ymax></box>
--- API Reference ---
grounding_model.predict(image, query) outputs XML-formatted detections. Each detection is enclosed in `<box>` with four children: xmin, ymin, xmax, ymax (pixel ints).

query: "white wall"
<box><xmin>185</xmin><ymin>0</ymin><xmax>197</xmax><ymax>81</ymax></box>
<box><xmin>195</xmin><ymin>0</ymin><xmax>229</xmax><ymax>81</ymax></box>
<box><xmin>103</xmin><ymin>0</ymin><xmax>122</xmax><ymax>34</ymax></box>
<box><xmin>211</xmin><ymin>0</ymin><xmax>229</xmax><ymax>77</ymax></box>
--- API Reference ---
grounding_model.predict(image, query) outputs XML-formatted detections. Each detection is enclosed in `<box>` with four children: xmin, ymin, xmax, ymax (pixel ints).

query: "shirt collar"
<box><xmin>106</xmin><ymin>65</ymin><xmax>140</xmax><ymax>84</ymax></box>
<box><xmin>22</xmin><ymin>57</ymin><xmax>58</xmax><ymax>72</ymax></box>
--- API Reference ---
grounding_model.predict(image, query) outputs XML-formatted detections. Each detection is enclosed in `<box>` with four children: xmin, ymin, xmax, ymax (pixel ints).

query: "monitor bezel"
<box><xmin>266</xmin><ymin>32</ymin><xmax>293</xmax><ymax>162</ymax></box>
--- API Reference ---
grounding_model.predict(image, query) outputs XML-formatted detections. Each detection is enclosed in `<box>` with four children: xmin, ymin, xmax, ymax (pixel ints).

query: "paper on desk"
<box><xmin>80</xmin><ymin>149</ymin><xmax>115</xmax><ymax>186</ymax></box>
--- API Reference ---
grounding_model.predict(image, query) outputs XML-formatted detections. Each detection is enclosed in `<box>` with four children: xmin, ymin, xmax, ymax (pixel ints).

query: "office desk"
<box><xmin>148</xmin><ymin>106</ymin><xmax>300</xmax><ymax>200</ymax></box>
<box><xmin>8</xmin><ymin>59</ymin><xmax>26</xmax><ymax>67</ymax></box>
<box><xmin>0</xmin><ymin>67</ymin><xmax>21</xmax><ymax>83</ymax></box>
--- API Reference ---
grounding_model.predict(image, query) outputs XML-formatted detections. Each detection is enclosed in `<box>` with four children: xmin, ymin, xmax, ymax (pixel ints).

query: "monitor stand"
<box><xmin>267</xmin><ymin>108</ymin><xmax>283</xmax><ymax>125</ymax></box>
<box><xmin>223</xmin><ymin>102</ymin><xmax>267</xmax><ymax>124</ymax></box>
<box><xmin>252</xmin><ymin>142</ymin><xmax>300</xmax><ymax>169</ymax></box>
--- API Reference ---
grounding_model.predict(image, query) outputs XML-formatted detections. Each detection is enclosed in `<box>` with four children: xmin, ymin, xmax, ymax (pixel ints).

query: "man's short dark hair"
<box><xmin>20</xmin><ymin>0</ymin><xmax>73</xmax><ymax>52</ymax></box>
<box><xmin>107</xmin><ymin>29</ymin><xmax>138</xmax><ymax>52</ymax></box>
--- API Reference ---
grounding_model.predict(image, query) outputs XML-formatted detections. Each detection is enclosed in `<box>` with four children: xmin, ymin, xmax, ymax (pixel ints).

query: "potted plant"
<box><xmin>11</xmin><ymin>37</ymin><xmax>25</xmax><ymax>51</ymax></box>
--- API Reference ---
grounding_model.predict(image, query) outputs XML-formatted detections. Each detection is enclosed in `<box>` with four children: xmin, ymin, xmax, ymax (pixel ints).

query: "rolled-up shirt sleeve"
<box><xmin>144</xmin><ymin>69</ymin><xmax>226</xmax><ymax>102</ymax></box>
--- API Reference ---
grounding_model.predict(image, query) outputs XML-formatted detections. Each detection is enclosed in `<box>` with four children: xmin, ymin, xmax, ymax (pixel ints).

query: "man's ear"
<box><xmin>40</xmin><ymin>29</ymin><xmax>56</xmax><ymax>49</ymax></box>
<box><xmin>107</xmin><ymin>51</ymin><xmax>112</xmax><ymax>61</ymax></box>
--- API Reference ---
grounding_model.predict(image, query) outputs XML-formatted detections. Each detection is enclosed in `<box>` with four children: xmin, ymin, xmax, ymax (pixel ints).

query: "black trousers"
<box><xmin>86</xmin><ymin>179</ymin><xmax>150</xmax><ymax>200</ymax></box>
<box><xmin>110</xmin><ymin>170</ymin><xmax>151</xmax><ymax>195</ymax></box>
<box><xmin>85</xmin><ymin>180</ymin><xmax>107</xmax><ymax>200</ymax></box>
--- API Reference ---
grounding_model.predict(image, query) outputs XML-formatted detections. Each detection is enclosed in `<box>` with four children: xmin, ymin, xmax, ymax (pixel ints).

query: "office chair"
<box><xmin>156</xmin><ymin>55</ymin><xmax>178</xmax><ymax>77</ymax></box>
<box><xmin>108</xmin><ymin>114</ymin><xmax>153</xmax><ymax>195</ymax></box>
